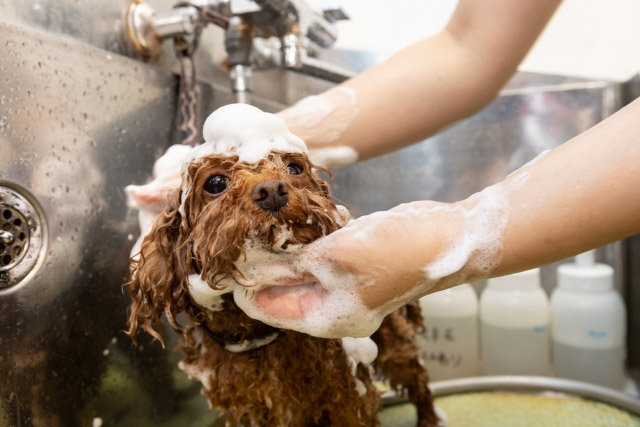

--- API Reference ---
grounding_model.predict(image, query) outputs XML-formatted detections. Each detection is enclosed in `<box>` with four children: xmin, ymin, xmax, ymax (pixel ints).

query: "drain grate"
<box><xmin>0</xmin><ymin>205</ymin><xmax>30</xmax><ymax>270</ymax></box>
<box><xmin>0</xmin><ymin>183</ymin><xmax>46</xmax><ymax>289</ymax></box>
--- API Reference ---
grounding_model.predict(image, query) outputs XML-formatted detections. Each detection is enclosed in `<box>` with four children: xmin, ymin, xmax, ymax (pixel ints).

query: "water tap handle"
<box><xmin>287</xmin><ymin>0</ymin><xmax>341</xmax><ymax>48</ymax></box>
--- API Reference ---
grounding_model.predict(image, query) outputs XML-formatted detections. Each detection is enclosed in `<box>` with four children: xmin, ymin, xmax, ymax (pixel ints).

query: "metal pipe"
<box><xmin>152</xmin><ymin>7</ymin><xmax>200</xmax><ymax>39</ymax></box>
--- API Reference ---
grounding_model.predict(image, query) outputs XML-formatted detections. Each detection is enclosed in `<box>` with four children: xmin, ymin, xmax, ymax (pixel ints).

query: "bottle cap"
<box><xmin>487</xmin><ymin>268</ymin><xmax>541</xmax><ymax>290</ymax></box>
<box><xmin>557</xmin><ymin>262</ymin><xmax>614</xmax><ymax>292</ymax></box>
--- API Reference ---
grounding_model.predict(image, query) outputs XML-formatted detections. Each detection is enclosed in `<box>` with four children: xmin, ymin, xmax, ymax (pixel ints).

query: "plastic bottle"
<box><xmin>552</xmin><ymin>250</ymin><xmax>626</xmax><ymax>389</ymax></box>
<box><xmin>416</xmin><ymin>284</ymin><xmax>480</xmax><ymax>380</ymax></box>
<box><xmin>480</xmin><ymin>268</ymin><xmax>551</xmax><ymax>376</ymax></box>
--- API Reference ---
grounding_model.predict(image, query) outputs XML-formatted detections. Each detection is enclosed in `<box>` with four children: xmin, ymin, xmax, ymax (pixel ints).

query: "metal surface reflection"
<box><xmin>0</xmin><ymin>21</ymin><xmax>183</xmax><ymax>426</ymax></box>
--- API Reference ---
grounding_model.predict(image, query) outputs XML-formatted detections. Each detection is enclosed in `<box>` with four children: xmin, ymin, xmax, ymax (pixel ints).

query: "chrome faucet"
<box><xmin>125</xmin><ymin>0</ymin><xmax>353</xmax><ymax>103</ymax></box>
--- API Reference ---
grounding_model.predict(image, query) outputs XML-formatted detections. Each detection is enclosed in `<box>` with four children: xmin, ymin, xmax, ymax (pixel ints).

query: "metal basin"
<box><xmin>379</xmin><ymin>376</ymin><xmax>640</xmax><ymax>427</ymax></box>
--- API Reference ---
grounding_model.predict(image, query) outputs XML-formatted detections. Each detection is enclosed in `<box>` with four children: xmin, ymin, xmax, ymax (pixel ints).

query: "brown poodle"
<box><xmin>125</xmin><ymin>109</ymin><xmax>438</xmax><ymax>426</ymax></box>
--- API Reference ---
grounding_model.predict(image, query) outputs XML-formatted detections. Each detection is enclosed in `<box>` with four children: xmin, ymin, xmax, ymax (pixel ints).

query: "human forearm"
<box><xmin>493</xmin><ymin>97</ymin><xmax>640</xmax><ymax>276</ymax></box>
<box><xmin>279</xmin><ymin>0</ymin><xmax>561</xmax><ymax>166</ymax></box>
<box><xmin>362</xmin><ymin>97</ymin><xmax>640</xmax><ymax>307</ymax></box>
<box><xmin>367</xmin><ymin>96</ymin><xmax>640</xmax><ymax>308</ymax></box>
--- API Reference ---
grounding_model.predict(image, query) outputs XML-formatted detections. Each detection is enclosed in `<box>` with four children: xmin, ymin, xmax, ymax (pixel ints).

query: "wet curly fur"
<box><xmin>126</xmin><ymin>151</ymin><xmax>438</xmax><ymax>426</ymax></box>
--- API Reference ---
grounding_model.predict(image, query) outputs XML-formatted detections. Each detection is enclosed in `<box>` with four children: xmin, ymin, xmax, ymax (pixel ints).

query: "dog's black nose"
<box><xmin>252</xmin><ymin>180</ymin><xmax>289</xmax><ymax>211</ymax></box>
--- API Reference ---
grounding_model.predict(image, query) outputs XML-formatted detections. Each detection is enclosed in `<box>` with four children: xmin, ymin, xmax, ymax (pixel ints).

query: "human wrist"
<box><xmin>278</xmin><ymin>87</ymin><xmax>360</xmax><ymax>169</ymax></box>
<box><xmin>419</xmin><ymin>178</ymin><xmax>522</xmax><ymax>292</ymax></box>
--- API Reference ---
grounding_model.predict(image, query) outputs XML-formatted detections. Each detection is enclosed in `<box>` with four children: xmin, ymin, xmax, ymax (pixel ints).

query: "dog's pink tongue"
<box><xmin>255</xmin><ymin>283</ymin><xmax>325</xmax><ymax>320</ymax></box>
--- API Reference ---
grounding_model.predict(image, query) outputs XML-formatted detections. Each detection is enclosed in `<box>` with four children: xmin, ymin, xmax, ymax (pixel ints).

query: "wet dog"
<box><xmin>125</xmin><ymin>104</ymin><xmax>438</xmax><ymax>426</ymax></box>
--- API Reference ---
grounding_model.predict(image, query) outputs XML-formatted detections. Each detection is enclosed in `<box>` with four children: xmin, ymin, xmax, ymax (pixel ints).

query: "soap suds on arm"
<box><xmin>234</xmin><ymin>173</ymin><xmax>527</xmax><ymax>338</ymax></box>
<box><xmin>278</xmin><ymin>87</ymin><xmax>360</xmax><ymax>169</ymax></box>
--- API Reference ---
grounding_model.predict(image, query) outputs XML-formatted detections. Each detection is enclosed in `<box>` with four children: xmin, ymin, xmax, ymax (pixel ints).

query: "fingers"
<box><xmin>254</xmin><ymin>282</ymin><xmax>326</xmax><ymax>320</ymax></box>
<box><xmin>233</xmin><ymin>200</ymin><xmax>462</xmax><ymax>336</ymax></box>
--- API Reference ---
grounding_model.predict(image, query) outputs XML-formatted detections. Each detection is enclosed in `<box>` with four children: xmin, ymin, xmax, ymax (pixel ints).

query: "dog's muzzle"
<box><xmin>252</xmin><ymin>180</ymin><xmax>289</xmax><ymax>211</ymax></box>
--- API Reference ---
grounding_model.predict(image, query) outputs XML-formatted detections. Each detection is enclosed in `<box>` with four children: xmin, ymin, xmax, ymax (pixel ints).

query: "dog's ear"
<box><xmin>125</xmin><ymin>192</ymin><xmax>189</xmax><ymax>347</ymax></box>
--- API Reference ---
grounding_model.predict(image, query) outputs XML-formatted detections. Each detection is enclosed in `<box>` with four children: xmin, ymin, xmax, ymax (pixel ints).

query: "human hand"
<box><xmin>233</xmin><ymin>199</ymin><xmax>489</xmax><ymax>338</ymax></box>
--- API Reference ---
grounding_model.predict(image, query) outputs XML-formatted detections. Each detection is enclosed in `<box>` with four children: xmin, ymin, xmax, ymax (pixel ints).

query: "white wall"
<box><xmin>328</xmin><ymin>0</ymin><xmax>640</xmax><ymax>81</ymax></box>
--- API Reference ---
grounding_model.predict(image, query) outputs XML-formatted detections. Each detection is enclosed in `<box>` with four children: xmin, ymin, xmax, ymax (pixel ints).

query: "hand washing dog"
<box><xmin>125</xmin><ymin>104</ymin><xmax>438</xmax><ymax>426</ymax></box>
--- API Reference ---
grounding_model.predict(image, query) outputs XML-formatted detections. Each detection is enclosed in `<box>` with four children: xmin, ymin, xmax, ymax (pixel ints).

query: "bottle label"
<box><xmin>416</xmin><ymin>316</ymin><xmax>479</xmax><ymax>381</ymax></box>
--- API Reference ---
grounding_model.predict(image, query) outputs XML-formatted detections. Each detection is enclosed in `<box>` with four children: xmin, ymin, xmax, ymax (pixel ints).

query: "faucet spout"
<box><xmin>225</xmin><ymin>16</ymin><xmax>254</xmax><ymax>102</ymax></box>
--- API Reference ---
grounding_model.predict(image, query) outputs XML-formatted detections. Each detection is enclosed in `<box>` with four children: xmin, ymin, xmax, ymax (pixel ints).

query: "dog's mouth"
<box><xmin>249</xmin><ymin>204</ymin><xmax>351</xmax><ymax>252</ymax></box>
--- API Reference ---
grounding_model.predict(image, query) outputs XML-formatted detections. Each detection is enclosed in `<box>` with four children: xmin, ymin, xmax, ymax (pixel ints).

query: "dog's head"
<box><xmin>126</xmin><ymin>104</ymin><xmax>349</xmax><ymax>345</ymax></box>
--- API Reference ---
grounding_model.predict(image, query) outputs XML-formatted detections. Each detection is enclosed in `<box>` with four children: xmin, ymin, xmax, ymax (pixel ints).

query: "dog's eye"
<box><xmin>203</xmin><ymin>175</ymin><xmax>229</xmax><ymax>195</ymax></box>
<box><xmin>287</xmin><ymin>163</ymin><xmax>303</xmax><ymax>175</ymax></box>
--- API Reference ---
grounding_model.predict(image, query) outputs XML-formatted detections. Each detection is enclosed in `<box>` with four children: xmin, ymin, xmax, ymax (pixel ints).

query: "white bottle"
<box><xmin>552</xmin><ymin>250</ymin><xmax>626</xmax><ymax>389</ymax></box>
<box><xmin>480</xmin><ymin>268</ymin><xmax>551</xmax><ymax>376</ymax></box>
<box><xmin>417</xmin><ymin>284</ymin><xmax>480</xmax><ymax>381</ymax></box>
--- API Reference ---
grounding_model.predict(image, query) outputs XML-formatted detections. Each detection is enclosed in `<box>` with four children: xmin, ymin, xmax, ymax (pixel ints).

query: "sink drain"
<box><xmin>0</xmin><ymin>183</ymin><xmax>46</xmax><ymax>289</ymax></box>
